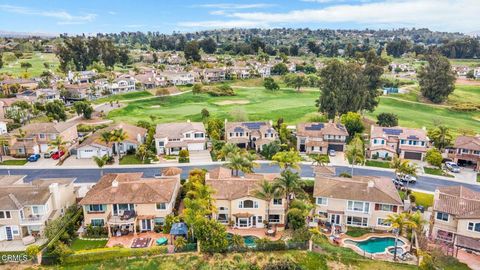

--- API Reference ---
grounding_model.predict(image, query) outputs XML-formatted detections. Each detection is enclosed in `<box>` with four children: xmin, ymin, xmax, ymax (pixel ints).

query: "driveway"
<box><xmin>329</xmin><ymin>152</ymin><xmax>348</xmax><ymax>166</ymax></box>
<box><xmin>61</xmin><ymin>156</ymin><xmax>98</xmax><ymax>167</ymax></box>
<box><xmin>24</xmin><ymin>156</ymin><xmax>59</xmax><ymax>167</ymax></box>
<box><xmin>189</xmin><ymin>150</ymin><xmax>212</xmax><ymax>164</ymax></box>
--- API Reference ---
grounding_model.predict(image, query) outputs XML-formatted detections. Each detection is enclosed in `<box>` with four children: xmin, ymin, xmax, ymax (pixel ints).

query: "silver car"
<box><xmin>328</xmin><ymin>149</ymin><xmax>336</xmax><ymax>157</ymax></box>
<box><xmin>445</xmin><ymin>162</ymin><xmax>460</xmax><ymax>173</ymax></box>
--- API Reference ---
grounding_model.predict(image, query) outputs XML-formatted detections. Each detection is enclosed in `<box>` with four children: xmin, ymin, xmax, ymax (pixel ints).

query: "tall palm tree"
<box><xmin>225</xmin><ymin>152</ymin><xmax>245</xmax><ymax>176</ymax></box>
<box><xmin>274</xmin><ymin>170</ymin><xmax>304</xmax><ymax>227</ymax></box>
<box><xmin>48</xmin><ymin>136</ymin><xmax>68</xmax><ymax>153</ymax></box>
<box><xmin>253</xmin><ymin>180</ymin><xmax>279</xmax><ymax>225</ymax></box>
<box><xmin>217</xmin><ymin>143</ymin><xmax>240</xmax><ymax>161</ymax></box>
<box><xmin>345</xmin><ymin>135</ymin><xmax>365</xmax><ymax>176</ymax></box>
<box><xmin>272</xmin><ymin>148</ymin><xmax>302</xmax><ymax>171</ymax></box>
<box><xmin>309</xmin><ymin>154</ymin><xmax>330</xmax><ymax>166</ymax></box>
<box><xmin>93</xmin><ymin>154</ymin><xmax>110</xmax><ymax>176</ymax></box>
<box><xmin>385</xmin><ymin>212</ymin><xmax>415</xmax><ymax>261</ymax></box>
<box><xmin>407</xmin><ymin>211</ymin><xmax>427</xmax><ymax>252</ymax></box>
<box><xmin>111</xmin><ymin>129</ymin><xmax>128</xmax><ymax>158</ymax></box>
<box><xmin>428</xmin><ymin>125</ymin><xmax>453</xmax><ymax>150</ymax></box>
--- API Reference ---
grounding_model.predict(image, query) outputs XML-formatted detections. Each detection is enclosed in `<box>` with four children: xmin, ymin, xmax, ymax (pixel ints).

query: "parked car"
<box><xmin>27</xmin><ymin>154</ymin><xmax>41</xmax><ymax>162</ymax></box>
<box><xmin>51</xmin><ymin>151</ymin><xmax>65</xmax><ymax>160</ymax></box>
<box><xmin>396</xmin><ymin>173</ymin><xmax>417</xmax><ymax>183</ymax></box>
<box><xmin>445</xmin><ymin>161</ymin><xmax>460</xmax><ymax>173</ymax></box>
<box><xmin>328</xmin><ymin>149</ymin><xmax>336</xmax><ymax>157</ymax></box>
<box><xmin>44</xmin><ymin>151</ymin><xmax>55</xmax><ymax>158</ymax></box>
<box><xmin>391</xmin><ymin>178</ymin><xmax>405</xmax><ymax>189</ymax></box>
<box><xmin>412</xmin><ymin>205</ymin><xmax>425</xmax><ymax>213</ymax></box>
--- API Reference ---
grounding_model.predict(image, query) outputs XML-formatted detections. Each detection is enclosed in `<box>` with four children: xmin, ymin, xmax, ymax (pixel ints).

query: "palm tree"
<box><xmin>428</xmin><ymin>125</ymin><xmax>453</xmax><ymax>150</ymax></box>
<box><xmin>274</xmin><ymin>170</ymin><xmax>304</xmax><ymax>227</ymax></box>
<box><xmin>253</xmin><ymin>180</ymin><xmax>279</xmax><ymax>225</ymax></box>
<box><xmin>225</xmin><ymin>152</ymin><xmax>245</xmax><ymax>176</ymax></box>
<box><xmin>407</xmin><ymin>211</ymin><xmax>427</xmax><ymax>252</ymax></box>
<box><xmin>14</xmin><ymin>129</ymin><xmax>28</xmax><ymax>157</ymax></box>
<box><xmin>187</xmin><ymin>182</ymin><xmax>217</xmax><ymax>215</ymax></box>
<box><xmin>385</xmin><ymin>212</ymin><xmax>415</xmax><ymax>261</ymax></box>
<box><xmin>272</xmin><ymin>148</ymin><xmax>302</xmax><ymax>171</ymax></box>
<box><xmin>309</xmin><ymin>154</ymin><xmax>329</xmax><ymax>166</ymax></box>
<box><xmin>231</xmin><ymin>234</ymin><xmax>245</xmax><ymax>250</ymax></box>
<box><xmin>217</xmin><ymin>143</ymin><xmax>240</xmax><ymax>161</ymax></box>
<box><xmin>345</xmin><ymin>135</ymin><xmax>365</xmax><ymax>176</ymax></box>
<box><xmin>49</xmin><ymin>136</ymin><xmax>68</xmax><ymax>153</ymax></box>
<box><xmin>93</xmin><ymin>154</ymin><xmax>110</xmax><ymax>176</ymax></box>
<box><xmin>174</xmin><ymin>236</ymin><xmax>187</xmax><ymax>252</ymax></box>
<box><xmin>111</xmin><ymin>128</ymin><xmax>128</xmax><ymax>158</ymax></box>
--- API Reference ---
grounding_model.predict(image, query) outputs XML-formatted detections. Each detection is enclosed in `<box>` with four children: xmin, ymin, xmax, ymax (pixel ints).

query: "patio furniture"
<box><xmin>131</xmin><ymin>237</ymin><xmax>151</xmax><ymax>248</ymax></box>
<box><xmin>156</xmin><ymin>237</ymin><xmax>168</xmax><ymax>246</ymax></box>
<box><xmin>22</xmin><ymin>235</ymin><xmax>35</xmax><ymax>245</ymax></box>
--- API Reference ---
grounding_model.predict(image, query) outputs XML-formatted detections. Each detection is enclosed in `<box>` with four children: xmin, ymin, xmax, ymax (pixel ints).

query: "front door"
<box><xmin>330</xmin><ymin>214</ymin><xmax>341</xmax><ymax>225</ymax></box>
<box><xmin>5</xmin><ymin>226</ymin><xmax>13</xmax><ymax>241</ymax></box>
<box><xmin>141</xmin><ymin>219</ymin><xmax>152</xmax><ymax>231</ymax></box>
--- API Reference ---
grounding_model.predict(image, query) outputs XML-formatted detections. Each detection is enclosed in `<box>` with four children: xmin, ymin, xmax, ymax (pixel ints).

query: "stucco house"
<box><xmin>154</xmin><ymin>121</ymin><xmax>206</xmax><ymax>155</ymax></box>
<box><xmin>313</xmin><ymin>175</ymin><xmax>403</xmax><ymax>230</ymax></box>
<box><xmin>296</xmin><ymin>122</ymin><xmax>349</xmax><ymax>154</ymax></box>
<box><xmin>206</xmin><ymin>167</ymin><xmax>286</xmax><ymax>228</ymax></box>
<box><xmin>448</xmin><ymin>135</ymin><xmax>480</xmax><ymax>171</ymax></box>
<box><xmin>79</xmin><ymin>170</ymin><xmax>181</xmax><ymax>237</ymax></box>
<box><xmin>225</xmin><ymin>120</ymin><xmax>278</xmax><ymax>151</ymax></box>
<box><xmin>0</xmin><ymin>175</ymin><xmax>76</xmax><ymax>242</ymax></box>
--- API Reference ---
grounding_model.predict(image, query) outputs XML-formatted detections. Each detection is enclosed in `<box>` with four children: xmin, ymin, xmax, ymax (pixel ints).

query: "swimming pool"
<box><xmin>344</xmin><ymin>237</ymin><xmax>405</xmax><ymax>254</ymax></box>
<box><xmin>227</xmin><ymin>233</ymin><xmax>258</xmax><ymax>248</ymax></box>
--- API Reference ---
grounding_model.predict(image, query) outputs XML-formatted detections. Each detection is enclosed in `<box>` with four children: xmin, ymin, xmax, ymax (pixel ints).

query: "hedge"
<box><xmin>63</xmin><ymin>246</ymin><xmax>168</xmax><ymax>265</ymax></box>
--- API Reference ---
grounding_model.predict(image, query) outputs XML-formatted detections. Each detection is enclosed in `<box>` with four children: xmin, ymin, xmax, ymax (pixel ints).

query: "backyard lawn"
<box><xmin>0</xmin><ymin>159</ymin><xmax>27</xmax><ymax>166</ymax></box>
<box><xmin>345</xmin><ymin>226</ymin><xmax>372</xmax><ymax>237</ymax></box>
<box><xmin>70</xmin><ymin>238</ymin><xmax>107</xmax><ymax>251</ymax></box>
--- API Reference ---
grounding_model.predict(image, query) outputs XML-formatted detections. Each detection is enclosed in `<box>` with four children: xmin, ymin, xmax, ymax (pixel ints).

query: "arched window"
<box><xmin>239</xmin><ymin>200</ymin><xmax>258</xmax><ymax>209</ymax></box>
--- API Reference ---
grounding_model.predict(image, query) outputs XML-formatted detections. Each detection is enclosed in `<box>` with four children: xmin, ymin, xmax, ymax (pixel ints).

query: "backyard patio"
<box><xmin>106</xmin><ymin>231</ymin><xmax>170</xmax><ymax>248</ymax></box>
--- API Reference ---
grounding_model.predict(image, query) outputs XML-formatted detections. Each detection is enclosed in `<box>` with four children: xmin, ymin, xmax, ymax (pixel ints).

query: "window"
<box><xmin>194</xmin><ymin>133</ymin><xmax>204</xmax><ymax>138</ymax></box>
<box><xmin>158</xmin><ymin>141</ymin><xmax>164</xmax><ymax>147</ymax></box>
<box><xmin>39</xmin><ymin>134</ymin><xmax>45</xmax><ymax>139</ymax></box>
<box><xmin>113</xmin><ymin>204</ymin><xmax>134</xmax><ymax>216</ymax></box>
<box><xmin>436</xmin><ymin>212</ymin><xmax>449</xmax><ymax>222</ymax></box>
<box><xmin>217</xmin><ymin>214</ymin><xmax>228</xmax><ymax>223</ymax></box>
<box><xmin>400</xmin><ymin>140</ymin><xmax>406</xmax><ymax>144</ymax></box>
<box><xmin>11</xmin><ymin>226</ymin><xmax>20</xmax><ymax>236</ymax></box>
<box><xmin>318</xmin><ymin>211</ymin><xmax>328</xmax><ymax>218</ymax></box>
<box><xmin>316</xmin><ymin>197</ymin><xmax>328</xmax><ymax>206</ymax></box>
<box><xmin>347</xmin><ymin>216</ymin><xmax>368</xmax><ymax>227</ymax></box>
<box><xmin>421</xmin><ymin>141</ymin><xmax>425</xmax><ymax>146</ymax></box>
<box><xmin>0</xmin><ymin>211</ymin><xmax>11</xmax><ymax>219</ymax></box>
<box><xmin>462</xmin><ymin>149</ymin><xmax>469</xmax><ymax>153</ymax></box>
<box><xmin>273</xmin><ymin>198</ymin><xmax>282</xmax><ymax>205</ymax></box>
<box><xmin>381</xmin><ymin>140</ymin><xmax>385</xmax><ymax>144</ymax></box>
<box><xmin>91</xmin><ymin>219</ymin><xmax>104</xmax><ymax>227</ymax></box>
<box><xmin>468</xmin><ymin>222</ymin><xmax>480</xmax><ymax>232</ymax></box>
<box><xmin>377</xmin><ymin>218</ymin><xmax>391</xmax><ymax>227</ymax></box>
<box><xmin>375</xmin><ymin>204</ymin><xmax>395</xmax><ymax>212</ymax></box>
<box><xmin>373</xmin><ymin>139</ymin><xmax>377</xmax><ymax>144</ymax></box>
<box><xmin>347</xmin><ymin>201</ymin><xmax>370</xmax><ymax>213</ymax></box>
<box><xmin>229</xmin><ymin>132</ymin><xmax>233</xmax><ymax>137</ymax></box>
<box><xmin>154</xmin><ymin>217</ymin><xmax>165</xmax><ymax>225</ymax></box>
<box><xmin>268</xmin><ymin>215</ymin><xmax>280</xmax><ymax>223</ymax></box>
<box><xmin>156</xmin><ymin>203</ymin><xmax>167</xmax><ymax>210</ymax></box>
<box><xmin>88</xmin><ymin>204</ymin><xmax>105</xmax><ymax>213</ymax></box>
<box><xmin>185</xmin><ymin>133</ymin><xmax>191</xmax><ymax>138</ymax></box>
<box><xmin>239</xmin><ymin>200</ymin><xmax>258</xmax><ymax>209</ymax></box>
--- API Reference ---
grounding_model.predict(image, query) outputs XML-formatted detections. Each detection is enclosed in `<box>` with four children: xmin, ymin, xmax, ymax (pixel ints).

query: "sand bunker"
<box><xmin>150</xmin><ymin>105</ymin><xmax>161</xmax><ymax>108</ymax></box>
<box><xmin>214</xmin><ymin>100</ymin><xmax>250</xmax><ymax>106</ymax></box>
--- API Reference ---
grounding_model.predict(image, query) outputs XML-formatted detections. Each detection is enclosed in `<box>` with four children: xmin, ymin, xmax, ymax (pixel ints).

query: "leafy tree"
<box><xmin>345</xmin><ymin>135</ymin><xmax>365</xmax><ymax>176</ymax></box>
<box><xmin>110</xmin><ymin>128</ymin><xmax>128</xmax><ymax>157</ymax></box>
<box><xmin>260</xmin><ymin>141</ymin><xmax>281</xmax><ymax>160</ymax></box>
<box><xmin>271</xmin><ymin>63</ymin><xmax>288</xmax><ymax>75</ymax></box>
<box><xmin>201</xmin><ymin>108</ymin><xmax>210</xmax><ymax>119</ymax></box>
<box><xmin>376</xmin><ymin>112</ymin><xmax>398</xmax><ymax>127</ymax></box>
<box><xmin>117</xmin><ymin>47</ymin><xmax>129</xmax><ymax>66</ymax></box>
<box><xmin>418</xmin><ymin>53</ymin><xmax>456</xmax><ymax>103</ymax></box>
<box><xmin>274</xmin><ymin>170</ymin><xmax>304</xmax><ymax>227</ymax></box>
<box><xmin>428</xmin><ymin>125</ymin><xmax>453</xmax><ymax>150</ymax></box>
<box><xmin>20</xmin><ymin>62</ymin><xmax>32</xmax><ymax>72</ymax></box>
<box><xmin>49</xmin><ymin>136</ymin><xmax>68</xmax><ymax>153</ymax></box>
<box><xmin>230</xmin><ymin>233</ymin><xmax>245</xmax><ymax>251</ymax></box>
<box><xmin>0</xmin><ymin>53</ymin><xmax>3</xmax><ymax>69</ymax></box>
<box><xmin>253</xmin><ymin>180</ymin><xmax>280</xmax><ymax>223</ymax></box>
<box><xmin>425</xmin><ymin>148</ymin><xmax>443</xmax><ymax>168</ymax></box>
<box><xmin>284</xmin><ymin>73</ymin><xmax>307</xmax><ymax>92</ymax></box>
<box><xmin>199</xmin><ymin>38</ymin><xmax>217</xmax><ymax>54</ymax></box>
<box><xmin>272</xmin><ymin>149</ymin><xmax>302</xmax><ymax>170</ymax></box>
<box><xmin>466</xmin><ymin>69</ymin><xmax>475</xmax><ymax>79</ymax></box>
<box><xmin>93</xmin><ymin>154</ymin><xmax>110</xmax><ymax>176</ymax></box>
<box><xmin>309</xmin><ymin>154</ymin><xmax>329</xmax><ymax>166</ymax></box>
<box><xmin>263</xmin><ymin>77</ymin><xmax>280</xmax><ymax>91</ymax></box>
<box><xmin>45</xmin><ymin>100</ymin><xmax>67</xmax><ymax>121</ymax></box>
<box><xmin>192</xmin><ymin>83</ymin><xmax>203</xmax><ymax>94</ymax></box>
<box><xmin>74</xmin><ymin>101</ymin><xmax>94</xmax><ymax>119</ymax></box>
<box><xmin>287</xmin><ymin>208</ymin><xmax>306</xmax><ymax>230</ymax></box>
<box><xmin>206</xmin><ymin>118</ymin><xmax>223</xmax><ymax>141</ymax></box>
<box><xmin>26</xmin><ymin>244</ymin><xmax>40</xmax><ymax>261</ymax></box>
<box><xmin>194</xmin><ymin>218</ymin><xmax>229</xmax><ymax>254</ymax></box>
<box><xmin>184</xmin><ymin>41</ymin><xmax>201</xmax><ymax>62</ymax></box>
<box><xmin>340</xmin><ymin>112</ymin><xmax>365</xmax><ymax>137</ymax></box>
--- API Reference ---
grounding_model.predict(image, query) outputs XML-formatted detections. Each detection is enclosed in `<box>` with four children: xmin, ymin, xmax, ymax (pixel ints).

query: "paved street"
<box><xmin>0</xmin><ymin>164</ymin><xmax>478</xmax><ymax>193</ymax></box>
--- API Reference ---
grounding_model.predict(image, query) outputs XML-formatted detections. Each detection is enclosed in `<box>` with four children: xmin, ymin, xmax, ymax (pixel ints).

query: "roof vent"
<box><xmin>367</xmin><ymin>180</ymin><xmax>375</xmax><ymax>188</ymax></box>
<box><xmin>112</xmin><ymin>180</ymin><xmax>119</xmax><ymax>188</ymax></box>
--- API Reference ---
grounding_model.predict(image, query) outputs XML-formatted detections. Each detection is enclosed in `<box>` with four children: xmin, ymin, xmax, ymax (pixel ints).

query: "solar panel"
<box><xmin>305</xmin><ymin>123</ymin><xmax>324</xmax><ymax>131</ymax></box>
<box><xmin>383</xmin><ymin>128</ymin><xmax>403</xmax><ymax>135</ymax></box>
<box><xmin>407</xmin><ymin>135</ymin><xmax>419</xmax><ymax>140</ymax></box>
<box><xmin>234</xmin><ymin>127</ymin><xmax>245</xmax><ymax>133</ymax></box>
<box><xmin>242</xmin><ymin>122</ymin><xmax>266</xmax><ymax>130</ymax></box>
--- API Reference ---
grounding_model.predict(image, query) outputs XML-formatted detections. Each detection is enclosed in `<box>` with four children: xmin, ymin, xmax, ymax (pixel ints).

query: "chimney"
<box><xmin>268</xmin><ymin>120</ymin><xmax>273</xmax><ymax>126</ymax></box>
<box><xmin>367</xmin><ymin>180</ymin><xmax>375</xmax><ymax>188</ymax></box>
<box><xmin>112</xmin><ymin>180</ymin><xmax>118</xmax><ymax>188</ymax></box>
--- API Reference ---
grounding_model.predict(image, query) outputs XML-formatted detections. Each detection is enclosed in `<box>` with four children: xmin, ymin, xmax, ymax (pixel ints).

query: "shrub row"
<box><xmin>63</xmin><ymin>246</ymin><xmax>168</xmax><ymax>265</ymax></box>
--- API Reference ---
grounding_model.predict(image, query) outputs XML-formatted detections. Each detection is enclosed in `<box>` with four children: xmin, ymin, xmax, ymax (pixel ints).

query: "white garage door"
<box><xmin>187</xmin><ymin>143</ymin><xmax>205</xmax><ymax>151</ymax></box>
<box><xmin>40</xmin><ymin>144</ymin><xmax>49</xmax><ymax>153</ymax></box>
<box><xmin>79</xmin><ymin>149</ymin><xmax>97</xmax><ymax>159</ymax></box>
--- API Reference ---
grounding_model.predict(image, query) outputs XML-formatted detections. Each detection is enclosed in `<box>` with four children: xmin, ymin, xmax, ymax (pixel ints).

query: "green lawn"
<box><xmin>70</xmin><ymin>238</ymin><xmax>107</xmax><ymax>251</ymax></box>
<box><xmin>365</xmin><ymin>160</ymin><xmax>391</xmax><ymax>168</ymax></box>
<box><xmin>0</xmin><ymin>159</ymin><xmax>27</xmax><ymax>166</ymax></box>
<box><xmin>424</xmin><ymin>167</ymin><xmax>454</xmax><ymax>178</ymax></box>
<box><xmin>477</xmin><ymin>174</ymin><xmax>480</xmax><ymax>183</ymax></box>
<box><xmin>345</xmin><ymin>226</ymin><xmax>372</xmax><ymax>238</ymax></box>
<box><xmin>107</xmin><ymin>87</ymin><xmax>320</xmax><ymax>124</ymax></box>
<box><xmin>93</xmin><ymin>91</ymin><xmax>153</xmax><ymax>104</ymax></box>
<box><xmin>448</xmin><ymin>84</ymin><xmax>480</xmax><ymax>106</ymax></box>
<box><xmin>400</xmin><ymin>190</ymin><xmax>434</xmax><ymax>208</ymax></box>
<box><xmin>119</xmin><ymin>154</ymin><xmax>150</xmax><ymax>165</ymax></box>
<box><xmin>0</xmin><ymin>52</ymin><xmax>60</xmax><ymax>78</ymax></box>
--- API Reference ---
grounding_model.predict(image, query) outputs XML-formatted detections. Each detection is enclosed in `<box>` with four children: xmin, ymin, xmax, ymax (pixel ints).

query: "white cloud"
<box><xmin>108</xmin><ymin>11</ymin><xmax>117</xmax><ymax>15</ymax></box>
<box><xmin>178</xmin><ymin>20</ymin><xmax>270</xmax><ymax>29</ymax></box>
<box><xmin>196</xmin><ymin>3</ymin><xmax>274</xmax><ymax>9</ymax></box>
<box><xmin>197</xmin><ymin>0</ymin><xmax>478</xmax><ymax>33</ymax></box>
<box><xmin>0</xmin><ymin>4</ymin><xmax>96</xmax><ymax>24</ymax></box>
<box><xmin>210</xmin><ymin>10</ymin><xmax>227</xmax><ymax>15</ymax></box>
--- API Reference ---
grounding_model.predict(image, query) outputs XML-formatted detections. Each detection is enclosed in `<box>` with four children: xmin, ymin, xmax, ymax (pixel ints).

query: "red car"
<box><xmin>51</xmin><ymin>151</ymin><xmax>65</xmax><ymax>160</ymax></box>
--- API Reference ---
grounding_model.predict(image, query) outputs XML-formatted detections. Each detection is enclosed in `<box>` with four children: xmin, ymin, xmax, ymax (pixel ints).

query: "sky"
<box><xmin>0</xmin><ymin>0</ymin><xmax>479</xmax><ymax>35</ymax></box>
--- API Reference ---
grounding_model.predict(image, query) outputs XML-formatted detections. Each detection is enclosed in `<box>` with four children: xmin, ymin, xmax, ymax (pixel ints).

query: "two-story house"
<box><xmin>369</xmin><ymin>126</ymin><xmax>429</xmax><ymax>160</ymax></box>
<box><xmin>202</xmin><ymin>68</ymin><xmax>226</xmax><ymax>83</ymax></box>
<box><xmin>95</xmin><ymin>77</ymin><xmax>136</xmax><ymax>95</ymax></box>
<box><xmin>0</xmin><ymin>175</ymin><xmax>76</xmax><ymax>243</ymax></box>
<box><xmin>225</xmin><ymin>120</ymin><xmax>278</xmax><ymax>151</ymax></box>
<box><xmin>449</xmin><ymin>135</ymin><xmax>479</xmax><ymax>171</ymax></box>
<box><xmin>206</xmin><ymin>167</ymin><xmax>285</xmax><ymax>228</ymax></box>
<box><xmin>154</xmin><ymin>121</ymin><xmax>206</xmax><ymax>155</ymax></box>
<box><xmin>79</xmin><ymin>171</ymin><xmax>181</xmax><ymax>237</ymax></box>
<box><xmin>431</xmin><ymin>185</ymin><xmax>480</xmax><ymax>255</ymax></box>
<box><xmin>313</xmin><ymin>175</ymin><xmax>403</xmax><ymax>230</ymax></box>
<box><xmin>2</xmin><ymin>122</ymin><xmax>78</xmax><ymax>157</ymax></box>
<box><xmin>296</xmin><ymin>122</ymin><xmax>349</xmax><ymax>154</ymax></box>
<box><xmin>75</xmin><ymin>123</ymin><xmax>147</xmax><ymax>159</ymax></box>
<box><xmin>160</xmin><ymin>72</ymin><xmax>195</xmax><ymax>86</ymax></box>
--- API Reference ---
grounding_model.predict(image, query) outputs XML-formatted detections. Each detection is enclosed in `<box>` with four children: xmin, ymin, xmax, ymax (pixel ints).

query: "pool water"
<box><xmin>345</xmin><ymin>237</ymin><xmax>404</xmax><ymax>254</ymax></box>
<box><xmin>227</xmin><ymin>233</ymin><xmax>258</xmax><ymax>248</ymax></box>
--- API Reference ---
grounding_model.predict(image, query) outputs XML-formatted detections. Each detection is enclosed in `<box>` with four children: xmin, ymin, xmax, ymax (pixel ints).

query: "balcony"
<box><xmin>324</xmin><ymin>139</ymin><xmax>345</xmax><ymax>143</ymax></box>
<box><xmin>20</xmin><ymin>215</ymin><xmax>47</xmax><ymax>225</ymax></box>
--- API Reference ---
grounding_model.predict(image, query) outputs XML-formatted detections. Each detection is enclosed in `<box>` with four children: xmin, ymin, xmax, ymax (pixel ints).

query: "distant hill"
<box><xmin>0</xmin><ymin>30</ymin><xmax>56</xmax><ymax>38</ymax></box>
